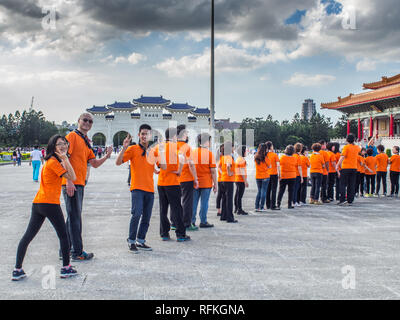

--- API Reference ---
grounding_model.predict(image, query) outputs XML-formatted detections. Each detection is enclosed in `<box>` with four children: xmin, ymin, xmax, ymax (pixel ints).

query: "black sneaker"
<box><xmin>60</xmin><ymin>265</ymin><xmax>78</xmax><ymax>278</ymax></box>
<box><xmin>238</xmin><ymin>210</ymin><xmax>249</xmax><ymax>215</ymax></box>
<box><xmin>177</xmin><ymin>235</ymin><xmax>191</xmax><ymax>242</ymax></box>
<box><xmin>227</xmin><ymin>220</ymin><xmax>238</xmax><ymax>223</ymax></box>
<box><xmin>271</xmin><ymin>207</ymin><xmax>280</xmax><ymax>211</ymax></box>
<box><xmin>288</xmin><ymin>206</ymin><xmax>294</xmax><ymax>209</ymax></box>
<box><xmin>72</xmin><ymin>251</ymin><xmax>94</xmax><ymax>261</ymax></box>
<box><xmin>136</xmin><ymin>242</ymin><xmax>152</xmax><ymax>251</ymax></box>
<box><xmin>199</xmin><ymin>222</ymin><xmax>214</xmax><ymax>228</ymax></box>
<box><xmin>12</xmin><ymin>269</ymin><xmax>26</xmax><ymax>281</ymax></box>
<box><xmin>128</xmin><ymin>242</ymin><xmax>139</xmax><ymax>253</ymax></box>
<box><xmin>161</xmin><ymin>234</ymin><xmax>171</xmax><ymax>241</ymax></box>
<box><xmin>217</xmin><ymin>212</ymin><xmax>221</xmax><ymax>217</ymax></box>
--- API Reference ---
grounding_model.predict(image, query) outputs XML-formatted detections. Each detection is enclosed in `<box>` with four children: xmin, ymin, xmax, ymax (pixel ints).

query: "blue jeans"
<box><xmin>192</xmin><ymin>188</ymin><xmax>212</xmax><ymax>224</ymax></box>
<box><xmin>32</xmin><ymin>160</ymin><xmax>41</xmax><ymax>181</ymax></box>
<box><xmin>255</xmin><ymin>178</ymin><xmax>269</xmax><ymax>209</ymax></box>
<box><xmin>129</xmin><ymin>190</ymin><xmax>154</xmax><ymax>244</ymax></box>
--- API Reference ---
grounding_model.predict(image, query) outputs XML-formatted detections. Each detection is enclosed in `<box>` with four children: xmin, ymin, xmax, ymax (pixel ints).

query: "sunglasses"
<box><xmin>82</xmin><ymin>118</ymin><xmax>93</xmax><ymax>124</ymax></box>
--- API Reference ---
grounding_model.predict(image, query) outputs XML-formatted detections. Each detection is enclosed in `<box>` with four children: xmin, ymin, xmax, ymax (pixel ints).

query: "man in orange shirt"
<box><xmin>177</xmin><ymin>125</ymin><xmax>199</xmax><ymax>231</ymax></box>
<box><xmin>116</xmin><ymin>124</ymin><xmax>163</xmax><ymax>253</ymax></box>
<box><xmin>63</xmin><ymin>113</ymin><xmax>112</xmax><ymax>261</ymax></box>
<box><xmin>309</xmin><ymin>143</ymin><xmax>325</xmax><ymax>204</ymax></box>
<box><xmin>375</xmin><ymin>144</ymin><xmax>388</xmax><ymax>196</ymax></box>
<box><xmin>336</xmin><ymin>134</ymin><xmax>360</xmax><ymax>205</ymax></box>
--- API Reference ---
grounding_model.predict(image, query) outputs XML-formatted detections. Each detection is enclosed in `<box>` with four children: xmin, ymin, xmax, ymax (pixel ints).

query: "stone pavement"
<box><xmin>1</xmin><ymin>156</ymin><xmax>400</xmax><ymax>300</ymax></box>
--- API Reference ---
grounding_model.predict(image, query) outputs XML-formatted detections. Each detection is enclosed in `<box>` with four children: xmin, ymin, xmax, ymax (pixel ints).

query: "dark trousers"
<box><xmin>335</xmin><ymin>173</ymin><xmax>341</xmax><ymax>200</ymax></box>
<box><xmin>366</xmin><ymin>174</ymin><xmax>376</xmax><ymax>194</ymax></box>
<box><xmin>221</xmin><ymin>182</ymin><xmax>235</xmax><ymax>222</ymax></box>
<box><xmin>266</xmin><ymin>174</ymin><xmax>278</xmax><ymax>209</ymax></box>
<box><xmin>129</xmin><ymin>190</ymin><xmax>154</xmax><ymax>244</ymax></box>
<box><xmin>300</xmin><ymin>177</ymin><xmax>308</xmax><ymax>203</ymax></box>
<box><xmin>356</xmin><ymin>172</ymin><xmax>365</xmax><ymax>195</ymax></box>
<box><xmin>376</xmin><ymin>171</ymin><xmax>387</xmax><ymax>194</ymax></box>
<box><xmin>328</xmin><ymin>172</ymin><xmax>336</xmax><ymax>200</ymax></box>
<box><xmin>158</xmin><ymin>185</ymin><xmax>186</xmax><ymax>238</ymax></box>
<box><xmin>320</xmin><ymin>174</ymin><xmax>328</xmax><ymax>201</ymax></box>
<box><xmin>62</xmin><ymin>185</ymin><xmax>85</xmax><ymax>256</ymax></box>
<box><xmin>277</xmin><ymin>178</ymin><xmax>295</xmax><ymax>208</ymax></box>
<box><xmin>234</xmin><ymin>182</ymin><xmax>245</xmax><ymax>211</ymax></box>
<box><xmin>16</xmin><ymin>203</ymin><xmax>70</xmax><ymax>269</ymax></box>
<box><xmin>181</xmin><ymin>181</ymin><xmax>194</xmax><ymax>228</ymax></box>
<box><xmin>216</xmin><ymin>181</ymin><xmax>224</xmax><ymax>209</ymax></box>
<box><xmin>340</xmin><ymin>169</ymin><xmax>357</xmax><ymax>203</ymax></box>
<box><xmin>293</xmin><ymin>176</ymin><xmax>301</xmax><ymax>204</ymax></box>
<box><xmin>310</xmin><ymin>173</ymin><xmax>322</xmax><ymax>201</ymax></box>
<box><xmin>390</xmin><ymin>171</ymin><xmax>400</xmax><ymax>195</ymax></box>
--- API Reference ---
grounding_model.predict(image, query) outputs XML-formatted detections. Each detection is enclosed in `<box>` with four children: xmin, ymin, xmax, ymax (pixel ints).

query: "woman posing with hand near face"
<box><xmin>12</xmin><ymin>135</ymin><xmax>78</xmax><ymax>281</ymax></box>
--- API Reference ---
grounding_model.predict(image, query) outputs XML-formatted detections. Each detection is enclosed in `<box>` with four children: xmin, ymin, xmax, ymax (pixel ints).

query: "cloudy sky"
<box><xmin>0</xmin><ymin>0</ymin><xmax>399</xmax><ymax>124</ymax></box>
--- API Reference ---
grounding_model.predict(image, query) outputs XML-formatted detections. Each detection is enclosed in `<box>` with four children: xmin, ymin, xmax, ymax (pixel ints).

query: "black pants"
<box><xmin>310</xmin><ymin>173</ymin><xmax>322</xmax><ymax>201</ymax></box>
<box><xmin>356</xmin><ymin>172</ymin><xmax>365</xmax><ymax>195</ymax></box>
<box><xmin>234</xmin><ymin>182</ymin><xmax>245</xmax><ymax>211</ymax></box>
<box><xmin>366</xmin><ymin>174</ymin><xmax>376</xmax><ymax>194</ymax></box>
<box><xmin>340</xmin><ymin>169</ymin><xmax>357</xmax><ymax>203</ymax></box>
<box><xmin>180</xmin><ymin>181</ymin><xmax>194</xmax><ymax>228</ymax></box>
<box><xmin>320</xmin><ymin>174</ymin><xmax>328</xmax><ymax>201</ymax></box>
<box><xmin>216</xmin><ymin>182</ymin><xmax>224</xmax><ymax>209</ymax></box>
<box><xmin>221</xmin><ymin>182</ymin><xmax>235</xmax><ymax>222</ymax></box>
<box><xmin>266</xmin><ymin>174</ymin><xmax>278</xmax><ymax>209</ymax></box>
<box><xmin>390</xmin><ymin>171</ymin><xmax>400</xmax><ymax>195</ymax></box>
<box><xmin>328</xmin><ymin>172</ymin><xmax>336</xmax><ymax>200</ymax></box>
<box><xmin>376</xmin><ymin>171</ymin><xmax>387</xmax><ymax>194</ymax></box>
<box><xmin>300</xmin><ymin>177</ymin><xmax>308</xmax><ymax>203</ymax></box>
<box><xmin>158</xmin><ymin>185</ymin><xmax>186</xmax><ymax>238</ymax></box>
<box><xmin>62</xmin><ymin>185</ymin><xmax>85</xmax><ymax>256</ymax></box>
<box><xmin>277</xmin><ymin>178</ymin><xmax>295</xmax><ymax>208</ymax></box>
<box><xmin>335</xmin><ymin>173</ymin><xmax>341</xmax><ymax>200</ymax></box>
<box><xmin>16</xmin><ymin>203</ymin><xmax>70</xmax><ymax>269</ymax></box>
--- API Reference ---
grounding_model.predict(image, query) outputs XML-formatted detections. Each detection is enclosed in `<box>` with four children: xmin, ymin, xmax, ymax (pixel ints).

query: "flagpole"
<box><xmin>210</xmin><ymin>0</ymin><xmax>215</xmax><ymax>130</ymax></box>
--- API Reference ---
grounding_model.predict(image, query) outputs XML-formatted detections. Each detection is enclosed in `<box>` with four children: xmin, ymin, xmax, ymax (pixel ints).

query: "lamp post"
<box><xmin>210</xmin><ymin>0</ymin><xmax>215</xmax><ymax>130</ymax></box>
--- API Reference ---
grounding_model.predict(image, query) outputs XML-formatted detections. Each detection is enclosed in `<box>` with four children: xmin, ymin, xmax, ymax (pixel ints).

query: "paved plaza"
<box><xmin>1</xmin><ymin>157</ymin><xmax>400</xmax><ymax>300</ymax></box>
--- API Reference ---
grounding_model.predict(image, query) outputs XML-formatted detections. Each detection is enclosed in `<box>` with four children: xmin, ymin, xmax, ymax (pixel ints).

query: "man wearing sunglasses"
<box><xmin>62</xmin><ymin>113</ymin><xmax>112</xmax><ymax>261</ymax></box>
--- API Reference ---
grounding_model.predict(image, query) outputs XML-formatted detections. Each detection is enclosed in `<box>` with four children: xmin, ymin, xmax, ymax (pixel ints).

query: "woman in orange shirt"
<box><xmin>220</xmin><ymin>142</ymin><xmax>237</xmax><ymax>223</ymax></box>
<box><xmin>293</xmin><ymin>143</ymin><xmax>304</xmax><ymax>207</ymax></box>
<box><xmin>333</xmin><ymin>142</ymin><xmax>342</xmax><ymax>201</ymax></box>
<box><xmin>299</xmin><ymin>145</ymin><xmax>310</xmax><ymax>205</ymax></box>
<box><xmin>13</xmin><ymin>135</ymin><xmax>78</xmax><ymax>281</ymax></box>
<box><xmin>265</xmin><ymin>141</ymin><xmax>280</xmax><ymax>210</ymax></box>
<box><xmin>375</xmin><ymin>144</ymin><xmax>388</xmax><ymax>196</ymax></box>
<box><xmin>326</xmin><ymin>142</ymin><xmax>337</xmax><ymax>201</ymax></box>
<box><xmin>234</xmin><ymin>145</ymin><xmax>249</xmax><ymax>215</ymax></box>
<box><xmin>277</xmin><ymin>145</ymin><xmax>299</xmax><ymax>209</ymax></box>
<box><xmin>364</xmin><ymin>148</ymin><xmax>377</xmax><ymax>197</ymax></box>
<box><xmin>254</xmin><ymin>143</ymin><xmax>271</xmax><ymax>212</ymax></box>
<box><xmin>356</xmin><ymin>148</ymin><xmax>367</xmax><ymax>197</ymax></box>
<box><xmin>215</xmin><ymin>144</ymin><xmax>224</xmax><ymax>217</ymax></box>
<box><xmin>389</xmin><ymin>146</ymin><xmax>400</xmax><ymax>197</ymax></box>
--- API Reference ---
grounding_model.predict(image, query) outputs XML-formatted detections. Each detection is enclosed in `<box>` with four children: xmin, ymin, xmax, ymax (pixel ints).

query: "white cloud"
<box><xmin>284</xmin><ymin>73</ymin><xmax>336</xmax><ymax>87</ymax></box>
<box><xmin>356</xmin><ymin>58</ymin><xmax>377</xmax><ymax>71</ymax></box>
<box><xmin>114</xmin><ymin>52</ymin><xmax>147</xmax><ymax>65</ymax></box>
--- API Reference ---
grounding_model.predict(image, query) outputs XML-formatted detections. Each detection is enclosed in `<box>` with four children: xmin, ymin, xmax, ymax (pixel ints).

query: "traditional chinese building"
<box><xmin>86</xmin><ymin>95</ymin><xmax>210</xmax><ymax>146</ymax></box>
<box><xmin>321</xmin><ymin>74</ymin><xmax>400</xmax><ymax>148</ymax></box>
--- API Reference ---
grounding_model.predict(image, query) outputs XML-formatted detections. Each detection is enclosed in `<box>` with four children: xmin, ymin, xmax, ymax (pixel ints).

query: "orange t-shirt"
<box><xmin>279</xmin><ymin>154</ymin><xmax>298</xmax><ymax>179</ymax></box>
<box><xmin>255</xmin><ymin>157</ymin><xmax>271</xmax><ymax>179</ymax></box>
<box><xmin>220</xmin><ymin>155</ymin><xmax>235</xmax><ymax>182</ymax></box>
<box><xmin>293</xmin><ymin>153</ymin><xmax>302</xmax><ymax>177</ymax></box>
<box><xmin>365</xmin><ymin>156</ymin><xmax>377</xmax><ymax>175</ymax></box>
<box><xmin>267</xmin><ymin>152</ymin><xmax>279</xmax><ymax>175</ymax></box>
<box><xmin>62</xmin><ymin>131</ymin><xmax>95</xmax><ymax>186</ymax></box>
<box><xmin>177</xmin><ymin>141</ymin><xmax>194</xmax><ymax>183</ymax></box>
<box><xmin>193</xmin><ymin>147</ymin><xmax>216</xmax><ymax>188</ymax></box>
<box><xmin>156</xmin><ymin>142</ymin><xmax>180</xmax><ymax>186</ymax></box>
<box><xmin>376</xmin><ymin>153</ymin><xmax>388</xmax><ymax>172</ymax></box>
<box><xmin>390</xmin><ymin>154</ymin><xmax>400</xmax><ymax>172</ymax></box>
<box><xmin>335</xmin><ymin>153</ymin><xmax>341</xmax><ymax>171</ymax></box>
<box><xmin>328</xmin><ymin>151</ymin><xmax>337</xmax><ymax>173</ymax></box>
<box><xmin>320</xmin><ymin>150</ymin><xmax>330</xmax><ymax>175</ymax></box>
<box><xmin>235</xmin><ymin>156</ymin><xmax>247</xmax><ymax>182</ymax></box>
<box><xmin>122</xmin><ymin>145</ymin><xmax>157</xmax><ymax>193</ymax></box>
<box><xmin>357</xmin><ymin>155</ymin><xmax>365</xmax><ymax>173</ymax></box>
<box><xmin>310</xmin><ymin>153</ymin><xmax>325</xmax><ymax>174</ymax></box>
<box><xmin>300</xmin><ymin>155</ymin><xmax>310</xmax><ymax>178</ymax></box>
<box><xmin>33</xmin><ymin>157</ymin><xmax>67</xmax><ymax>204</ymax></box>
<box><xmin>341</xmin><ymin>144</ymin><xmax>361</xmax><ymax>169</ymax></box>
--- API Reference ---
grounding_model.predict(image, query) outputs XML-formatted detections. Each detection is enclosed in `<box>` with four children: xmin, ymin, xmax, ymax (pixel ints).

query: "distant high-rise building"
<box><xmin>301</xmin><ymin>99</ymin><xmax>316</xmax><ymax>120</ymax></box>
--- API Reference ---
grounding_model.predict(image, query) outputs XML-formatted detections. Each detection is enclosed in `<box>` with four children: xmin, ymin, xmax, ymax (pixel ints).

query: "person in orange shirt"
<box><xmin>299</xmin><ymin>145</ymin><xmax>310</xmax><ymax>205</ymax></box>
<box><xmin>62</xmin><ymin>113</ymin><xmax>112</xmax><ymax>261</ymax></box>
<box><xmin>356</xmin><ymin>148</ymin><xmax>367</xmax><ymax>197</ymax></box>
<box><xmin>277</xmin><ymin>145</ymin><xmax>299</xmax><ymax>209</ymax></box>
<box><xmin>254</xmin><ymin>143</ymin><xmax>271</xmax><ymax>212</ymax></box>
<box><xmin>364</xmin><ymin>148</ymin><xmax>377</xmax><ymax>197</ymax></box>
<box><xmin>234</xmin><ymin>145</ymin><xmax>249</xmax><ymax>215</ymax></box>
<box><xmin>220</xmin><ymin>142</ymin><xmax>237</xmax><ymax>223</ymax></box>
<box><xmin>177</xmin><ymin>124</ymin><xmax>199</xmax><ymax>231</ymax></box>
<box><xmin>116</xmin><ymin>124</ymin><xmax>163</xmax><ymax>252</ymax></box>
<box><xmin>13</xmin><ymin>135</ymin><xmax>78</xmax><ymax>281</ymax></box>
<box><xmin>192</xmin><ymin>133</ymin><xmax>217</xmax><ymax>228</ymax></box>
<box><xmin>389</xmin><ymin>146</ymin><xmax>400</xmax><ymax>197</ymax></box>
<box><xmin>333</xmin><ymin>142</ymin><xmax>342</xmax><ymax>201</ymax></box>
<box><xmin>326</xmin><ymin>142</ymin><xmax>337</xmax><ymax>201</ymax></box>
<box><xmin>375</xmin><ymin>144</ymin><xmax>389</xmax><ymax>196</ymax></box>
<box><xmin>319</xmin><ymin>140</ymin><xmax>330</xmax><ymax>203</ymax></box>
<box><xmin>265</xmin><ymin>141</ymin><xmax>280</xmax><ymax>210</ymax></box>
<box><xmin>216</xmin><ymin>144</ymin><xmax>225</xmax><ymax>216</ymax></box>
<box><xmin>309</xmin><ymin>143</ymin><xmax>325</xmax><ymax>205</ymax></box>
<box><xmin>293</xmin><ymin>143</ymin><xmax>304</xmax><ymax>207</ymax></box>
<box><xmin>336</xmin><ymin>134</ymin><xmax>360</xmax><ymax>205</ymax></box>
<box><xmin>157</xmin><ymin>127</ymin><xmax>190</xmax><ymax>241</ymax></box>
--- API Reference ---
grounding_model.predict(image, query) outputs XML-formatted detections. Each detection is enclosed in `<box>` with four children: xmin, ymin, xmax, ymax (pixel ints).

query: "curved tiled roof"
<box><xmin>191</xmin><ymin>107</ymin><xmax>210</xmax><ymax>115</ymax></box>
<box><xmin>87</xmin><ymin>105</ymin><xmax>110</xmax><ymax>114</ymax></box>
<box><xmin>363</xmin><ymin>74</ymin><xmax>400</xmax><ymax>90</ymax></box>
<box><xmin>133</xmin><ymin>95</ymin><xmax>170</xmax><ymax>105</ymax></box>
<box><xmin>165</xmin><ymin>103</ymin><xmax>195</xmax><ymax>112</ymax></box>
<box><xmin>107</xmin><ymin>101</ymin><xmax>135</xmax><ymax>110</ymax></box>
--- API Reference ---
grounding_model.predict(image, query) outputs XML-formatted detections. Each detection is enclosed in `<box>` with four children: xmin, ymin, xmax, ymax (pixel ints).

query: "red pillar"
<box><xmin>358</xmin><ymin>118</ymin><xmax>361</xmax><ymax>141</ymax></box>
<box><xmin>390</xmin><ymin>114</ymin><xmax>394</xmax><ymax>137</ymax></box>
<box><xmin>347</xmin><ymin>120</ymin><xmax>350</xmax><ymax>135</ymax></box>
<box><xmin>369</xmin><ymin>117</ymin><xmax>373</xmax><ymax>138</ymax></box>
<box><xmin>376</xmin><ymin>118</ymin><xmax>379</xmax><ymax>138</ymax></box>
